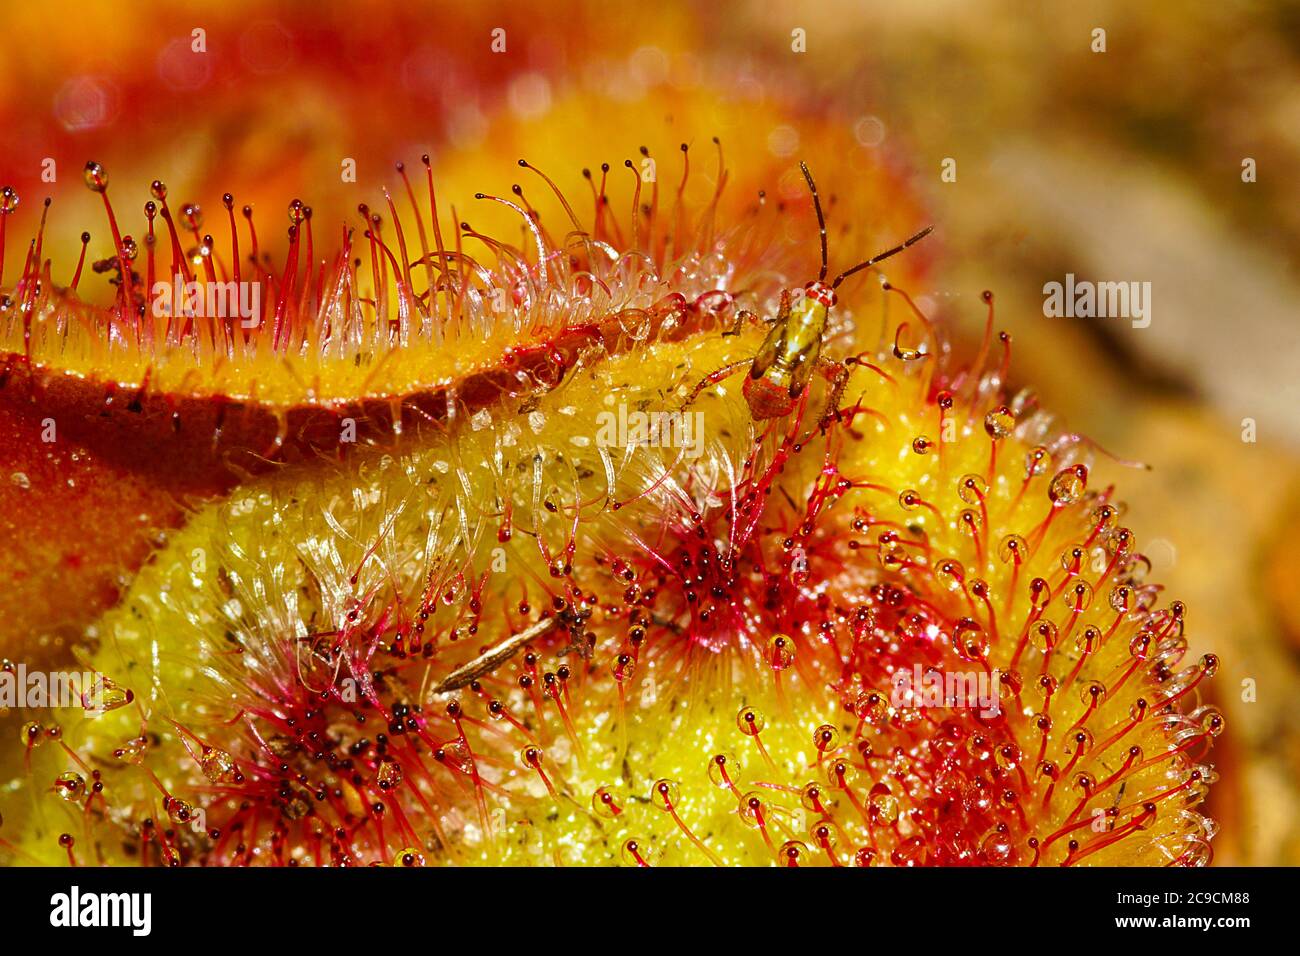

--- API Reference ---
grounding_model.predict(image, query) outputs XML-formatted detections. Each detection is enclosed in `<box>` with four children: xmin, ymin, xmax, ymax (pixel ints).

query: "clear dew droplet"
<box><xmin>164</xmin><ymin>796</ymin><xmax>196</xmax><ymax>825</ymax></box>
<box><xmin>54</xmin><ymin>771</ymin><xmax>86</xmax><ymax>802</ymax></box>
<box><xmin>958</xmin><ymin>473</ymin><xmax>988</xmax><ymax>504</ymax></box>
<box><xmin>1025</xmin><ymin>446</ymin><xmax>1051</xmax><ymax>478</ymax></box>
<box><xmin>81</xmin><ymin>674</ymin><xmax>133</xmax><ymax>713</ymax></box>
<box><xmin>707</xmin><ymin>752</ymin><xmax>739</xmax><ymax>789</ymax></box>
<box><xmin>83</xmin><ymin>161</ymin><xmax>108</xmax><ymax>192</ymax></box>
<box><xmin>1049</xmin><ymin>466</ymin><xmax>1087</xmax><ymax>504</ymax></box>
<box><xmin>393</xmin><ymin>847</ymin><xmax>425</xmax><ymax>867</ymax></box>
<box><xmin>375</xmin><ymin>756</ymin><xmax>404</xmax><ymax>790</ymax></box>
<box><xmin>869</xmin><ymin>783</ymin><xmax>899</xmax><ymax>824</ymax></box>
<box><xmin>998</xmin><ymin>533</ymin><xmax>1026</xmax><ymax>563</ymax></box>
<box><xmin>953</xmin><ymin>617</ymin><xmax>989</xmax><ymax>661</ymax></box>
<box><xmin>984</xmin><ymin>406</ymin><xmax>1015</xmax><ymax>440</ymax></box>
<box><xmin>199</xmin><ymin>745</ymin><xmax>238</xmax><ymax>784</ymax></box>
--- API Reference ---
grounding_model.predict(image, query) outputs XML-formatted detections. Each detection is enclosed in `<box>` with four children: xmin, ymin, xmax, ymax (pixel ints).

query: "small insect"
<box><xmin>688</xmin><ymin>162</ymin><xmax>933</xmax><ymax>426</ymax></box>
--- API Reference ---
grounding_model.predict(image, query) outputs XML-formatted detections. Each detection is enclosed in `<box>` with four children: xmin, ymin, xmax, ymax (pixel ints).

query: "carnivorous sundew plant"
<box><xmin>0</xmin><ymin>135</ymin><xmax>1220</xmax><ymax>868</ymax></box>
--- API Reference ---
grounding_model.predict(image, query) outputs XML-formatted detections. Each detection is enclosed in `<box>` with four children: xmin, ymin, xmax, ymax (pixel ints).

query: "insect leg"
<box><xmin>774</xmin><ymin>287</ymin><xmax>793</xmax><ymax>325</ymax></box>
<box><xmin>724</xmin><ymin>286</ymin><xmax>791</xmax><ymax>336</ymax></box>
<box><xmin>722</xmin><ymin>308</ymin><xmax>758</xmax><ymax>337</ymax></box>
<box><xmin>816</xmin><ymin>359</ymin><xmax>851</xmax><ymax>432</ymax></box>
<box><xmin>678</xmin><ymin>359</ymin><xmax>751</xmax><ymax>411</ymax></box>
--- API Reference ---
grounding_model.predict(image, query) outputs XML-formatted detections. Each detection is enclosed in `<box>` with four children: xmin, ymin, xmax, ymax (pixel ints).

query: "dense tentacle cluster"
<box><xmin>1</xmin><ymin>150</ymin><xmax>780</xmax><ymax>411</ymax></box>
<box><xmin>0</xmin><ymin>149</ymin><xmax>1218</xmax><ymax>867</ymax></box>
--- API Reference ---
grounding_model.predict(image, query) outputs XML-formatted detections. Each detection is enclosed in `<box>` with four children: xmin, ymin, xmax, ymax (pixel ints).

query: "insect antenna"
<box><xmin>799</xmin><ymin>161</ymin><xmax>829</xmax><ymax>282</ymax></box>
<box><xmin>832</xmin><ymin>224</ymin><xmax>934</xmax><ymax>289</ymax></box>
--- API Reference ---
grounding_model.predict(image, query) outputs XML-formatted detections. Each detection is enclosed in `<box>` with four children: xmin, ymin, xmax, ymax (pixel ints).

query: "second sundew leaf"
<box><xmin>10</xmin><ymin>321</ymin><xmax>801</xmax><ymax>865</ymax></box>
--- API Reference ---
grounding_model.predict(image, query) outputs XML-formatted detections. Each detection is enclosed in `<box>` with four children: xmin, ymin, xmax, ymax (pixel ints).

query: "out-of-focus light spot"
<box><xmin>1147</xmin><ymin>538</ymin><xmax>1178</xmax><ymax>569</ymax></box>
<box><xmin>590</xmin><ymin>58</ymin><xmax>641</xmax><ymax>102</ymax></box>
<box><xmin>447</xmin><ymin>103</ymin><xmax>488</xmax><ymax>149</ymax></box>
<box><xmin>628</xmin><ymin>46</ymin><xmax>669</xmax><ymax>87</ymax></box>
<box><xmin>734</xmin><ymin>76</ymin><xmax>765</xmax><ymax>101</ymax></box>
<box><xmin>854</xmin><ymin>116</ymin><xmax>887</xmax><ymax>147</ymax></box>
<box><xmin>240</xmin><ymin>20</ymin><xmax>294</xmax><ymax>74</ymax></box>
<box><xmin>767</xmin><ymin>125</ymin><xmax>800</xmax><ymax>158</ymax></box>
<box><xmin>157</xmin><ymin>36</ymin><xmax>212</xmax><ymax>91</ymax></box>
<box><xmin>508</xmin><ymin>73</ymin><xmax>552</xmax><ymax>120</ymax></box>
<box><xmin>777</xmin><ymin>165</ymin><xmax>807</xmax><ymax>202</ymax></box>
<box><xmin>53</xmin><ymin>76</ymin><xmax>118</xmax><ymax>132</ymax></box>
